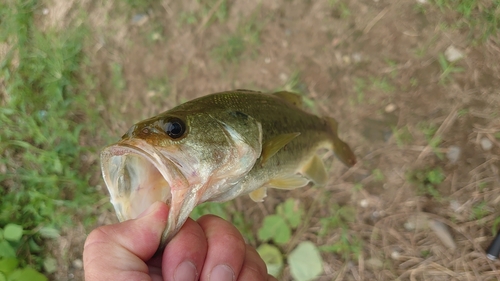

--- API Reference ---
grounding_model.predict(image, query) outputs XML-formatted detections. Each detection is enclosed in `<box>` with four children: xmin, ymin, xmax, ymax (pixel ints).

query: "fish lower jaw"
<box><xmin>101</xmin><ymin>142</ymin><xmax>181</xmax><ymax>221</ymax></box>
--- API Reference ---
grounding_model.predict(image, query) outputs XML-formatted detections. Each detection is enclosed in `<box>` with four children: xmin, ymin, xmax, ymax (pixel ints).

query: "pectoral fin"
<box><xmin>249</xmin><ymin>187</ymin><xmax>267</xmax><ymax>202</ymax></box>
<box><xmin>324</xmin><ymin>117</ymin><xmax>356</xmax><ymax>167</ymax></box>
<box><xmin>260</xmin><ymin>132</ymin><xmax>301</xmax><ymax>164</ymax></box>
<box><xmin>299</xmin><ymin>155</ymin><xmax>327</xmax><ymax>186</ymax></box>
<box><xmin>267</xmin><ymin>174</ymin><xmax>310</xmax><ymax>190</ymax></box>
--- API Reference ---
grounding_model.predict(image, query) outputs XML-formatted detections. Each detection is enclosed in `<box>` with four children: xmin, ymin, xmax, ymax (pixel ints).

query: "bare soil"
<box><xmin>49</xmin><ymin>0</ymin><xmax>500</xmax><ymax>280</ymax></box>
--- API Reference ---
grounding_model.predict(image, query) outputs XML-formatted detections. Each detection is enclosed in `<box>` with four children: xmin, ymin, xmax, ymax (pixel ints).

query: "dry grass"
<box><xmin>32</xmin><ymin>0</ymin><xmax>500</xmax><ymax>280</ymax></box>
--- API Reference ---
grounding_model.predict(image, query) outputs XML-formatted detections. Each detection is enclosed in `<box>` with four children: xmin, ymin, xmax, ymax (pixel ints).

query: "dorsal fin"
<box><xmin>272</xmin><ymin>91</ymin><xmax>304</xmax><ymax>108</ymax></box>
<box><xmin>235</xmin><ymin>89</ymin><xmax>261</xmax><ymax>93</ymax></box>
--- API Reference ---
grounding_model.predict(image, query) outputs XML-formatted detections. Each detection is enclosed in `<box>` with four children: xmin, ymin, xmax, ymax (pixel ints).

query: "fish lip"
<box><xmin>100</xmin><ymin>138</ymin><xmax>187</xmax><ymax>222</ymax></box>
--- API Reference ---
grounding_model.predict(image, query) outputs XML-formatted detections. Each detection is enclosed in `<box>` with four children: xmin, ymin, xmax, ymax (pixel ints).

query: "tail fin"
<box><xmin>324</xmin><ymin>117</ymin><xmax>356</xmax><ymax>167</ymax></box>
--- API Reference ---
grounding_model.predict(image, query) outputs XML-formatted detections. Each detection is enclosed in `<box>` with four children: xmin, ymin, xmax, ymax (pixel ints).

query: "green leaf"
<box><xmin>276</xmin><ymin>199</ymin><xmax>304</xmax><ymax>229</ymax></box>
<box><xmin>427</xmin><ymin>169</ymin><xmax>444</xmax><ymax>184</ymax></box>
<box><xmin>53</xmin><ymin>157</ymin><xmax>62</xmax><ymax>174</ymax></box>
<box><xmin>38</xmin><ymin>227</ymin><xmax>60</xmax><ymax>239</ymax></box>
<box><xmin>0</xmin><ymin>258</ymin><xmax>19</xmax><ymax>276</ymax></box>
<box><xmin>288</xmin><ymin>241</ymin><xmax>324</xmax><ymax>281</ymax></box>
<box><xmin>0</xmin><ymin>241</ymin><xmax>16</xmax><ymax>258</ymax></box>
<box><xmin>257</xmin><ymin>215</ymin><xmax>291</xmax><ymax>244</ymax></box>
<box><xmin>3</xmin><ymin>225</ymin><xmax>23</xmax><ymax>242</ymax></box>
<box><xmin>256</xmin><ymin>244</ymin><xmax>283</xmax><ymax>278</ymax></box>
<box><xmin>190</xmin><ymin>202</ymin><xmax>229</xmax><ymax>221</ymax></box>
<box><xmin>0</xmin><ymin>272</ymin><xmax>6</xmax><ymax>281</ymax></box>
<box><xmin>28</xmin><ymin>239</ymin><xmax>42</xmax><ymax>253</ymax></box>
<box><xmin>7</xmin><ymin>267</ymin><xmax>47</xmax><ymax>281</ymax></box>
<box><xmin>43</xmin><ymin>257</ymin><xmax>57</xmax><ymax>274</ymax></box>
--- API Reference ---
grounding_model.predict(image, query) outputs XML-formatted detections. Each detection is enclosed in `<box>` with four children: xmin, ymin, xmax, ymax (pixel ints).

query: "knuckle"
<box><xmin>219</xmin><ymin>231</ymin><xmax>246</xmax><ymax>251</ymax></box>
<box><xmin>238</xmin><ymin>262</ymin><xmax>268</xmax><ymax>281</ymax></box>
<box><xmin>84</xmin><ymin>227</ymin><xmax>111</xmax><ymax>248</ymax></box>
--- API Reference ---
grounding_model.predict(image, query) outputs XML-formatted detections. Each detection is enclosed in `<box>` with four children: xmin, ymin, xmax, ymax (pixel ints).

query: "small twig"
<box><xmin>417</xmin><ymin>106</ymin><xmax>459</xmax><ymax>161</ymax></box>
<box><xmin>333</xmin><ymin>264</ymin><xmax>348</xmax><ymax>281</ymax></box>
<box><xmin>284</xmin><ymin>191</ymin><xmax>321</xmax><ymax>254</ymax></box>
<box><xmin>196</xmin><ymin>0</ymin><xmax>225</xmax><ymax>35</ymax></box>
<box><xmin>358</xmin><ymin>254</ymin><xmax>365</xmax><ymax>281</ymax></box>
<box><xmin>160</xmin><ymin>1</ymin><xmax>173</xmax><ymax>16</ymax></box>
<box><xmin>363</xmin><ymin>7</ymin><xmax>389</xmax><ymax>34</ymax></box>
<box><xmin>469</xmin><ymin>110</ymin><xmax>494</xmax><ymax>119</ymax></box>
<box><xmin>468</xmin><ymin>158</ymin><xmax>498</xmax><ymax>175</ymax></box>
<box><xmin>349</xmin><ymin>261</ymin><xmax>360</xmax><ymax>281</ymax></box>
<box><xmin>407</xmin><ymin>145</ymin><xmax>449</xmax><ymax>153</ymax></box>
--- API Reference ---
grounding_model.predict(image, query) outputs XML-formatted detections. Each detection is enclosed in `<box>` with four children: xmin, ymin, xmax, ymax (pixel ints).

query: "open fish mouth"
<box><xmin>100</xmin><ymin>139</ymin><xmax>184</xmax><ymax>222</ymax></box>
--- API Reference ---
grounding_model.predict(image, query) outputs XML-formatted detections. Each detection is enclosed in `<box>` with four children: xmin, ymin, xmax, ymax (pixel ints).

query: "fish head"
<box><xmin>100</xmin><ymin>109</ymin><xmax>262</xmax><ymax>248</ymax></box>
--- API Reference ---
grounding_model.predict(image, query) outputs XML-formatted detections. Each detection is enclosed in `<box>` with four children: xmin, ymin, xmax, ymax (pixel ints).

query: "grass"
<box><xmin>318</xmin><ymin>204</ymin><xmax>361</xmax><ymax>260</ymax></box>
<box><xmin>413</xmin><ymin>34</ymin><xmax>440</xmax><ymax>58</ymax></box>
<box><xmin>350</xmin><ymin>75</ymin><xmax>395</xmax><ymax>105</ymax></box>
<box><xmin>212</xmin><ymin>35</ymin><xmax>247</xmax><ymax>63</ymax></box>
<box><xmin>281</xmin><ymin>71</ymin><xmax>307</xmax><ymax>94</ymax></box>
<box><xmin>328</xmin><ymin>0</ymin><xmax>352</xmax><ymax>19</ymax></box>
<box><xmin>351</xmin><ymin>78</ymin><xmax>366</xmax><ymax>105</ymax></box>
<box><xmin>410</xmin><ymin>77</ymin><xmax>419</xmax><ymax>87</ymax></box>
<box><xmin>372</xmin><ymin>169</ymin><xmax>385</xmax><ymax>182</ymax></box>
<box><xmin>111</xmin><ymin>62</ymin><xmax>127</xmax><ymax>91</ymax></box>
<box><xmin>392</xmin><ymin>125</ymin><xmax>414</xmax><ymax>147</ymax></box>
<box><xmin>418</xmin><ymin>122</ymin><xmax>444</xmax><ymax>159</ymax></box>
<box><xmin>276</xmin><ymin>71</ymin><xmax>319</xmax><ymax>113</ymax></box>
<box><xmin>319</xmin><ymin>229</ymin><xmax>362</xmax><ymax>260</ymax></box>
<box><xmin>122</xmin><ymin>1</ymin><xmax>166</xmax><ymax>43</ymax></box>
<box><xmin>437</xmin><ymin>53</ymin><xmax>464</xmax><ymax>84</ymax></box>
<box><xmin>178</xmin><ymin>0</ymin><xmax>228</xmax><ymax>27</ymax></box>
<box><xmin>370</xmin><ymin>77</ymin><xmax>395</xmax><ymax>93</ymax></box>
<box><xmin>318</xmin><ymin>204</ymin><xmax>356</xmax><ymax>237</ymax></box>
<box><xmin>431</xmin><ymin>0</ymin><xmax>500</xmax><ymax>41</ymax></box>
<box><xmin>470</xmin><ymin>201</ymin><xmax>491</xmax><ymax>221</ymax></box>
<box><xmin>211</xmin><ymin>10</ymin><xmax>263</xmax><ymax>63</ymax></box>
<box><xmin>124</xmin><ymin>0</ymin><xmax>157</xmax><ymax>12</ymax></box>
<box><xmin>147</xmin><ymin>76</ymin><xmax>171</xmax><ymax>104</ymax></box>
<box><xmin>0</xmin><ymin>1</ymin><xmax>106</xmax><ymax>278</ymax></box>
<box><xmin>457</xmin><ymin>108</ymin><xmax>469</xmax><ymax>117</ymax></box>
<box><xmin>407</xmin><ymin>167</ymin><xmax>445</xmax><ymax>200</ymax></box>
<box><xmin>385</xmin><ymin>59</ymin><xmax>399</xmax><ymax>79</ymax></box>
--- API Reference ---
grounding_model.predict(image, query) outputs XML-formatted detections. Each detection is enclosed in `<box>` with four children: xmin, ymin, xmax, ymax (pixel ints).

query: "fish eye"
<box><xmin>164</xmin><ymin>118</ymin><xmax>186</xmax><ymax>139</ymax></box>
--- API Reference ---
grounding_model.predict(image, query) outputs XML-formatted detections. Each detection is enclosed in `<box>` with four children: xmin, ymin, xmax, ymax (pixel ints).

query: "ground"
<box><xmin>27</xmin><ymin>0</ymin><xmax>500</xmax><ymax>280</ymax></box>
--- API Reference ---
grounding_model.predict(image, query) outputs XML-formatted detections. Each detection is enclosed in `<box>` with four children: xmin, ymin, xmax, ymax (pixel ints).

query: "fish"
<box><xmin>100</xmin><ymin>89</ymin><xmax>356</xmax><ymax>250</ymax></box>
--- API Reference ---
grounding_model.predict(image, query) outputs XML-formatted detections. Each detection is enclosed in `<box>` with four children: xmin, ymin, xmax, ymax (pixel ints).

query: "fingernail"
<box><xmin>137</xmin><ymin>201</ymin><xmax>161</xmax><ymax>219</ymax></box>
<box><xmin>210</xmin><ymin>264</ymin><xmax>234</xmax><ymax>281</ymax></box>
<box><xmin>174</xmin><ymin>261</ymin><xmax>197</xmax><ymax>281</ymax></box>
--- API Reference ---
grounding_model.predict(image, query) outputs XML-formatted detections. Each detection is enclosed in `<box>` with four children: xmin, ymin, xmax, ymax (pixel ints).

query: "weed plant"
<box><xmin>431</xmin><ymin>0</ymin><xmax>500</xmax><ymax>41</ymax></box>
<box><xmin>0</xmin><ymin>1</ymin><xmax>104</xmax><ymax>278</ymax></box>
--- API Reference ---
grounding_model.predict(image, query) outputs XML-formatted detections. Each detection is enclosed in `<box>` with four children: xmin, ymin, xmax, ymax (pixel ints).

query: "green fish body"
<box><xmin>100</xmin><ymin>90</ymin><xmax>356</xmax><ymax>249</ymax></box>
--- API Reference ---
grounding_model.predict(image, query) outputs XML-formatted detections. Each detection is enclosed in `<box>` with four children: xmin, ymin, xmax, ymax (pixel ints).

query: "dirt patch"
<box><xmin>46</xmin><ymin>0</ymin><xmax>500</xmax><ymax>280</ymax></box>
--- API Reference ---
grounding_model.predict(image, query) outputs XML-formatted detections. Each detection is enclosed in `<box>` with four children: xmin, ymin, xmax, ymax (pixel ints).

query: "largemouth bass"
<box><xmin>101</xmin><ymin>90</ymin><xmax>356</xmax><ymax>249</ymax></box>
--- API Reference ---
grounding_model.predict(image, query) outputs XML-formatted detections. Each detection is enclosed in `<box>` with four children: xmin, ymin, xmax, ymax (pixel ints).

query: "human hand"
<box><xmin>83</xmin><ymin>201</ymin><xmax>277</xmax><ymax>281</ymax></box>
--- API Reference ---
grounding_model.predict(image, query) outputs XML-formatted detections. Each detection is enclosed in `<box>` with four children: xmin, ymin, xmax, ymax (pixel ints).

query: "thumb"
<box><xmin>83</xmin><ymin>201</ymin><xmax>169</xmax><ymax>280</ymax></box>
